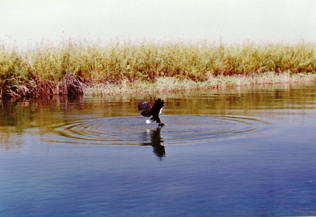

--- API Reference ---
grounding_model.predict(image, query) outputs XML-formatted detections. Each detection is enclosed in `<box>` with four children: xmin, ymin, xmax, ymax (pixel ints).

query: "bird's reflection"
<box><xmin>140</xmin><ymin>127</ymin><xmax>165</xmax><ymax>159</ymax></box>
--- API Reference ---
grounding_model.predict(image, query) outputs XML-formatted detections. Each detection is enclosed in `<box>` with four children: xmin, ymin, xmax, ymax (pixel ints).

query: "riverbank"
<box><xmin>84</xmin><ymin>72</ymin><xmax>316</xmax><ymax>96</ymax></box>
<box><xmin>1</xmin><ymin>71</ymin><xmax>316</xmax><ymax>99</ymax></box>
<box><xmin>1</xmin><ymin>40</ymin><xmax>316</xmax><ymax>98</ymax></box>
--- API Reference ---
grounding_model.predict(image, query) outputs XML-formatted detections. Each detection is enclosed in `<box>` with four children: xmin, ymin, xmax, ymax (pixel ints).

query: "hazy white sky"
<box><xmin>1</xmin><ymin>0</ymin><xmax>316</xmax><ymax>48</ymax></box>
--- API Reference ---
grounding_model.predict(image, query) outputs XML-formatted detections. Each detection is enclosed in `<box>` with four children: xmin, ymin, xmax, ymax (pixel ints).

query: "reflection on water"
<box><xmin>1</xmin><ymin>83</ymin><xmax>316</xmax><ymax>216</ymax></box>
<box><xmin>140</xmin><ymin>127</ymin><xmax>165</xmax><ymax>159</ymax></box>
<box><xmin>41</xmin><ymin>115</ymin><xmax>268</xmax><ymax>147</ymax></box>
<box><xmin>0</xmin><ymin>84</ymin><xmax>314</xmax><ymax>154</ymax></box>
<box><xmin>5</xmin><ymin>84</ymin><xmax>314</xmax><ymax>150</ymax></box>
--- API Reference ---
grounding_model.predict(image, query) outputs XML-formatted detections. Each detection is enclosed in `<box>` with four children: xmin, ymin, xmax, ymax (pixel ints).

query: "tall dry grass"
<box><xmin>1</xmin><ymin>40</ymin><xmax>316</xmax><ymax>95</ymax></box>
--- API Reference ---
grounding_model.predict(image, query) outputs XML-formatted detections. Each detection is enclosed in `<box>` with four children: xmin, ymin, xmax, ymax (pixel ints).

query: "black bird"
<box><xmin>138</xmin><ymin>98</ymin><xmax>165</xmax><ymax>127</ymax></box>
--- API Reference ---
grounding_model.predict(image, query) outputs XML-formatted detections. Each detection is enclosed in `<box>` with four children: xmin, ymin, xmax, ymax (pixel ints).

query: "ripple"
<box><xmin>42</xmin><ymin>115</ymin><xmax>270</xmax><ymax>145</ymax></box>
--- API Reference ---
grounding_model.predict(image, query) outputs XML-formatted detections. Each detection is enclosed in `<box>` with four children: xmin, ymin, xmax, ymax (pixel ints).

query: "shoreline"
<box><xmin>1</xmin><ymin>72</ymin><xmax>315</xmax><ymax>99</ymax></box>
<box><xmin>84</xmin><ymin>72</ymin><xmax>316</xmax><ymax>96</ymax></box>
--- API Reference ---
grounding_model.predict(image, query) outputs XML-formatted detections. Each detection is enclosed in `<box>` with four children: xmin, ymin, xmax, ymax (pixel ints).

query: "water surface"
<box><xmin>1</xmin><ymin>84</ymin><xmax>316</xmax><ymax>216</ymax></box>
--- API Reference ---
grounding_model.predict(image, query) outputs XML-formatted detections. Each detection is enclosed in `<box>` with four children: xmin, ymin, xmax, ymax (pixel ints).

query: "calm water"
<box><xmin>1</xmin><ymin>84</ymin><xmax>316</xmax><ymax>216</ymax></box>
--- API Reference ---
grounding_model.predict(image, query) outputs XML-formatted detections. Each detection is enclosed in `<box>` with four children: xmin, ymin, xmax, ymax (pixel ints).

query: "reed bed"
<box><xmin>1</xmin><ymin>40</ymin><xmax>316</xmax><ymax>98</ymax></box>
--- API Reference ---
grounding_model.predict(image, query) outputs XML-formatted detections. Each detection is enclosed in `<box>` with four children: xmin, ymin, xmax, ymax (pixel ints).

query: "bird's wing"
<box><xmin>138</xmin><ymin>100</ymin><xmax>152</xmax><ymax>117</ymax></box>
<box><xmin>150</xmin><ymin>98</ymin><xmax>164</xmax><ymax>123</ymax></box>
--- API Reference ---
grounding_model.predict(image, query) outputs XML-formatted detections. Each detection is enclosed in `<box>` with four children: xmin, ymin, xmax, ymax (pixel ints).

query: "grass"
<box><xmin>1</xmin><ymin>40</ymin><xmax>316</xmax><ymax>97</ymax></box>
<box><xmin>84</xmin><ymin>72</ymin><xmax>316</xmax><ymax>96</ymax></box>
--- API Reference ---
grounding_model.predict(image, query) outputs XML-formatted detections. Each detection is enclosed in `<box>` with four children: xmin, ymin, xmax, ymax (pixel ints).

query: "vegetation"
<box><xmin>1</xmin><ymin>40</ymin><xmax>316</xmax><ymax>98</ymax></box>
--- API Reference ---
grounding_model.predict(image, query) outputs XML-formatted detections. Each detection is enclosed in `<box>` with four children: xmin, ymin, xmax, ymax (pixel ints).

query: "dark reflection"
<box><xmin>2</xmin><ymin>84</ymin><xmax>316</xmax><ymax>150</ymax></box>
<box><xmin>0</xmin><ymin>98</ymin><xmax>19</xmax><ymax>127</ymax></box>
<box><xmin>0</xmin><ymin>95</ymin><xmax>84</xmax><ymax>127</ymax></box>
<box><xmin>140</xmin><ymin>127</ymin><xmax>165</xmax><ymax>159</ymax></box>
<box><xmin>0</xmin><ymin>95</ymin><xmax>85</xmax><ymax>150</ymax></box>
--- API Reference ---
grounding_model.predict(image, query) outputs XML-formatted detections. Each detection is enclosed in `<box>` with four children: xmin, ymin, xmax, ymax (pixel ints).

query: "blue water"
<box><xmin>1</xmin><ymin>85</ymin><xmax>316</xmax><ymax>216</ymax></box>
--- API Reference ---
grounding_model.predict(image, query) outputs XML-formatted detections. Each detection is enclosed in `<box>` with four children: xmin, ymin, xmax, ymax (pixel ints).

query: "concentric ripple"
<box><xmin>42</xmin><ymin>115</ymin><xmax>270</xmax><ymax>146</ymax></box>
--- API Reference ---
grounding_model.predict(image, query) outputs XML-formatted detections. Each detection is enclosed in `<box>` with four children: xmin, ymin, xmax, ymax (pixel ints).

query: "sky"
<box><xmin>1</xmin><ymin>0</ymin><xmax>316</xmax><ymax>48</ymax></box>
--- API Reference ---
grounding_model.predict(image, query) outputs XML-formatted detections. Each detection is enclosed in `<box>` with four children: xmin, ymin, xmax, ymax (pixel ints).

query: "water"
<box><xmin>1</xmin><ymin>84</ymin><xmax>316</xmax><ymax>216</ymax></box>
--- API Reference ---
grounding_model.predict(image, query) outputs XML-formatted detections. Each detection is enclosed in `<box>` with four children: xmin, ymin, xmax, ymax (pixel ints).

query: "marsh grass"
<box><xmin>1</xmin><ymin>40</ymin><xmax>316</xmax><ymax>97</ymax></box>
<box><xmin>84</xmin><ymin>72</ymin><xmax>316</xmax><ymax>96</ymax></box>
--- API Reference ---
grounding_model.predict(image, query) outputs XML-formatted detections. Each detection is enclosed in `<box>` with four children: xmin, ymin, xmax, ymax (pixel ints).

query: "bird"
<box><xmin>138</xmin><ymin>98</ymin><xmax>165</xmax><ymax>127</ymax></box>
